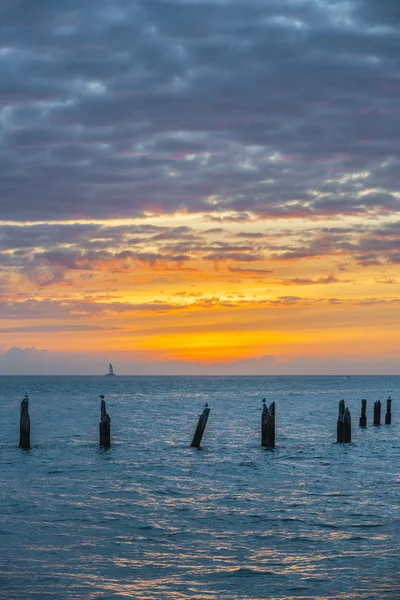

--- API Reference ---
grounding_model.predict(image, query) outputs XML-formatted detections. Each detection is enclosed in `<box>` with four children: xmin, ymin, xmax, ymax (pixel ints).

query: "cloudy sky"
<box><xmin>1</xmin><ymin>0</ymin><xmax>400</xmax><ymax>374</ymax></box>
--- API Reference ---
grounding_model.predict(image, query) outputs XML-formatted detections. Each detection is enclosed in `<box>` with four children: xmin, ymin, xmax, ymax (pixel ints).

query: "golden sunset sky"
<box><xmin>1</xmin><ymin>0</ymin><xmax>399</xmax><ymax>374</ymax></box>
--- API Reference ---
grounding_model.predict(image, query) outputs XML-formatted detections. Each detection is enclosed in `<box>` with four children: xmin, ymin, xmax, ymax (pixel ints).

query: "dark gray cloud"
<box><xmin>271</xmin><ymin>222</ymin><xmax>400</xmax><ymax>266</ymax></box>
<box><xmin>0</xmin><ymin>0</ymin><xmax>399</xmax><ymax>221</ymax></box>
<box><xmin>358</xmin><ymin>0</ymin><xmax>400</xmax><ymax>25</ymax></box>
<box><xmin>3</xmin><ymin>219</ymin><xmax>400</xmax><ymax>282</ymax></box>
<box><xmin>0</xmin><ymin>222</ymin><xmax>202</xmax><ymax>283</ymax></box>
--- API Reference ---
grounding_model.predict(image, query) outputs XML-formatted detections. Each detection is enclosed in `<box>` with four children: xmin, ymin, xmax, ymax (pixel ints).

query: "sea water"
<box><xmin>0</xmin><ymin>376</ymin><xmax>399</xmax><ymax>599</ymax></box>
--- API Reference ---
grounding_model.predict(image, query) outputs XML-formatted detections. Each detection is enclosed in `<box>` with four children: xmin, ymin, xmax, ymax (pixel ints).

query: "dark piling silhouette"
<box><xmin>261</xmin><ymin>399</ymin><xmax>275</xmax><ymax>448</ymax></box>
<box><xmin>267</xmin><ymin>401</ymin><xmax>276</xmax><ymax>448</ymax></box>
<box><xmin>99</xmin><ymin>395</ymin><xmax>111</xmax><ymax>448</ymax></box>
<box><xmin>359</xmin><ymin>399</ymin><xmax>367</xmax><ymax>428</ymax></box>
<box><xmin>385</xmin><ymin>396</ymin><xmax>392</xmax><ymax>425</ymax></box>
<box><xmin>343</xmin><ymin>407</ymin><xmax>351</xmax><ymax>442</ymax></box>
<box><xmin>190</xmin><ymin>403</ymin><xmax>210</xmax><ymax>448</ymax></box>
<box><xmin>261</xmin><ymin>399</ymin><xmax>268</xmax><ymax>446</ymax></box>
<box><xmin>337</xmin><ymin>399</ymin><xmax>351</xmax><ymax>443</ymax></box>
<box><xmin>373</xmin><ymin>400</ymin><xmax>381</xmax><ymax>426</ymax></box>
<box><xmin>19</xmin><ymin>393</ymin><xmax>30</xmax><ymax>449</ymax></box>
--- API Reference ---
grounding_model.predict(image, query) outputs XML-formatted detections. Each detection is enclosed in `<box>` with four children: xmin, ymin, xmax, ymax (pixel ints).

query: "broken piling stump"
<box><xmin>359</xmin><ymin>399</ymin><xmax>367</xmax><ymax>427</ymax></box>
<box><xmin>337</xmin><ymin>400</ymin><xmax>344</xmax><ymax>442</ymax></box>
<box><xmin>261</xmin><ymin>399</ymin><xmax>275</xmax><ymax>448</ymax></box>
<box><xmin>190</xmin><ymin>403</ymin><xmax>210</xmax><ymax>448</ymax></box>
<box><xmin>385</xmin><ymin>396</ymin><xmax>392</xmax><ymax>425</ymax></box>
<box><xmin>373</xmin><ymin>400</ymin><xmax>381</xmax><ymax>426</ymax></box>
<box><xmin>19</xmin><ymin>393</ymin><xmax>30</xmax><ymax>449</ymax></box>
<box><xmin>99</xmin><ymin>395</ymin><xmax>111</xmax><ymax>448</ymax></box>
<box><xmin>337</xmin><ymin>399</ymin><xmax>351</xmax><ymax>443</ymax></box>
<box><xmin>261</xmin><ymin>399</ymin><xmax>268</xmax><ymax>446</ymax></box>
<box><xmin>343</xmin><ymin>407</ymin><xmax>351</xmax><ymax>442</ymax></box>
<box><xmin>267</xmin><ymin>400</ymin><xmax>276</xmax><ymax>448</ymax></box>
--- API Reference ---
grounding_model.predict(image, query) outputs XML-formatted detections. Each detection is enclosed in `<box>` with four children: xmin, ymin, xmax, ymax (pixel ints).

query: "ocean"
<box><xmin>0</xmin><ymin>376</ymin><xmax>399</xmax><ymax>599</ymax></box>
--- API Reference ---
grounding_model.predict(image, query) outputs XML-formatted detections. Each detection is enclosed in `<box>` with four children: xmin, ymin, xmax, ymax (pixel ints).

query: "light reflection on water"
<box><xmin>0</xmin><ymin>375</ymin><xmax>399</xmax><ymax>599</ymax></box>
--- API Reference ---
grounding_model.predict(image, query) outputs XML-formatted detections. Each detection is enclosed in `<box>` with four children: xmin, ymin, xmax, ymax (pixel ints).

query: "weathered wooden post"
<box><xmin>267</xmin><ymin>401</ymin><xmax>275</xmax><ymax>448</ymax></box>
<box><xmin>359</xmin><ymin>399</ymin><xmax>367</xmax><ymax>427</ymax></box>
<box><xmin>99</xmin><ymin>395</ymin><xmax>111</xmax><ymax>448</ymax></box>
<box><xmin>261</xmin><ymin>398</ymin><xmax>268</xmax><ymax>446</ymax></box>
<box><xmin>337</xmin><ymin>399</ymin><xmax>345</xmax><ymax>442</ymax></box>
<box><xmin>385</xmin><ymin>396</ymin><xmax>392</xmax><ymax>425</ymax></box>
<box><xmin>19</xmin><ymin>393</ymin><xmax>30</xmax><ymax>449</ymax></box>
<box><xmin>343</xmin><ymin>407</ymin><xmax>351</xmax><ymax>442</ymax></box>
<box><xmin>261</xmin><ymin>399</ymin><xmax>275</xmax><ymax>448</ymax></box>
<box><xmin>373</xmin><ymin>400</ymin><xmax>381</xmax><ymax>426</ymax></box>
<box><xmin>337</xmin><ymin>399</ymin><xmax>351</xmax><ymax>442</ymax></box>
<box><xmin>190</xmin><ymin>403</ymin><xmax>210</xmax><ymax>448</ymax></box>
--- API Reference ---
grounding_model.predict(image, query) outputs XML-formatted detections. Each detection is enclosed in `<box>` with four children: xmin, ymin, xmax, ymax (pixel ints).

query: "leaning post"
<box><xmin>190</xmin><ymin>403</ymin><xmax>210</xmax><ymax>448</ymax></box>
<box><xmin>19</xmin><ymin>393</ymin><xmax>30</xmax><ymax>449</ymax></box>
<box><xmin>373</xmin><ymin>400</ymin><xmax>381</xmax><ymax>426</ymax></box>
<box><xmin>359</xmin><ymin>399</ymin><xmax>367</xmax><ymax>427</ymax></box>
<box><xmin>385</xmin><ymin>396</ymin><xmax>392</xmax><ymax>425</ymax></box>
<box><xmin>99</xmin><ymin>395</ymin><xmax>111</xmax><ymax>448</ymax></box>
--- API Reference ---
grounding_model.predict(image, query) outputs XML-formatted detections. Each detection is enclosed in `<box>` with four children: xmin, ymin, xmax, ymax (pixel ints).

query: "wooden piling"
<box><xmin>343</xmin><ymin>407</ymin><xmax>351</xmax><ymax>443</ymax></box>
<box><xmin>267</xmin><ymin>401</ymin><xmax>275</xmax><ymax>448</ymax></box>
<box><xmin>337</xmin><ymin>399</ymin><xmax>345</xmax><ymax>442</ymax></box>
<box><xmin>359</xmin><ymin>399</ymin><xmax>367</xmax><ymax>427</ymax></box>
<box><xmin>337</xmin><ymin>399</ymin><xmax>351</xmax><ymax>443</ymax></box>
<box><xmin>373</xmin><ymin>400</ymin><xmax>381</xmax><ymax>426</ymax></box>
<box><xmin>261</xmin><ymin>399</ymin><xmax>268</xmax><ymax>446</ymax></box>
<box><xmin>261</xmin><ymin>399</ymin><xmax>275</xmax><ymax>448</ymax></box>
<box><xmin>99</xmin><ymin>395</ymin><xmax>111</xmax><ymax>448</ymax></box>
<box><xmin>190</xmin><ymin>403</ymin><xmax>210</xmax><ymax>448</ymax></box>
<box><xmin>385</xmin><ymin>396</ymin><xmax>392</xmax><ymax>425</ymax></box>
<box><xmin>19</xmin><ymin>393</ymin><xmax>30</xmax><ymax>449</ymax></box>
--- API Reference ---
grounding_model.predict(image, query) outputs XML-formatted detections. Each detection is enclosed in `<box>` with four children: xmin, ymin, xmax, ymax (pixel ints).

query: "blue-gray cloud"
<box><xmin>2</xmin><ymin>220</ymin><xmax>400</xmax><ymax>285</ymax></box>
<box><xmin>0</xmin><ymin>0</ymin><xmax>399</xmax><ymax>221</ymax></box>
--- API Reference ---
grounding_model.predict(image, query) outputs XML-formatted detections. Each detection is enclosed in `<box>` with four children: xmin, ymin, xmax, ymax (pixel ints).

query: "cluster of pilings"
<box><xmin>17</xmin><ymin>394</ymin><xmax>113</xmax><ymax>451</ymax></box>
<box><xmin>337</xmin><ymin>396</ymin><xmax>393</xmax><ymax>443</ymax></box>
<box><xmin>17</xmin><ymin>394</ymin><xmax>393</xmax><ymax>450</ymax></box>
<box><xmin>190</xmin><ymin>399</ymin><xmax>276</xmax><ymax>448</ymax></box>
<box><xmin>358</xmin><ymin>397</ymin><xmax>392</xmax><ymax>428</ymax></box>
<box><xmin>17</xmin><ymin>396</ymin><xmax>276</xmax><ymax>449</ymax></box>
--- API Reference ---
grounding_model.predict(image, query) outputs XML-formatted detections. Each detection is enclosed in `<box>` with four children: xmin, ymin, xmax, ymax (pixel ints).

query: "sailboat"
<box><xmin>105</xmin><ymin>363</ymin><xmax>116</xmax><ymax>376</ymax></box>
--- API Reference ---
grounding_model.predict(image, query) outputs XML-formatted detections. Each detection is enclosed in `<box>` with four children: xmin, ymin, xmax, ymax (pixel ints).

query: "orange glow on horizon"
<box><xmin>2</xmin><ymin>213</ymin><xmax>400</xmax><ymax>372</ymax></box>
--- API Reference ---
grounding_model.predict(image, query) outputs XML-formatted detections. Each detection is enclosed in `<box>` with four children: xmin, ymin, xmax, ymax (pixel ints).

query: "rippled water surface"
<box><xmin>0</xmin><ymin>376</ymin><xmax>399</xmax><ymax>599</ymax></box>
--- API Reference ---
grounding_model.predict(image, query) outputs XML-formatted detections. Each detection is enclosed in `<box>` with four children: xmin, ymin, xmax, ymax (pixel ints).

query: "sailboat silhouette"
<box><xmin>105</xmin><ymin>363</ymin><xmax>116</xmax><ymax>376</ymax></box>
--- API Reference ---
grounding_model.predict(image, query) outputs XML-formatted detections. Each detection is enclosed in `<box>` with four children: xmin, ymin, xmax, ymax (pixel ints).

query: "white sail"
<box><xmin>106</xmin><ymin>363</ymin><xmax>116</xmax><ymax>376</ymax></box>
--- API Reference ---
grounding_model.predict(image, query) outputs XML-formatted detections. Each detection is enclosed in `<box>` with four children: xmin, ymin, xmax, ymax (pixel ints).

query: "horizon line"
<box><xmin>1</xmin><ymin>373</ymin><xmax>399</xmax><ymax>377</ymax></box>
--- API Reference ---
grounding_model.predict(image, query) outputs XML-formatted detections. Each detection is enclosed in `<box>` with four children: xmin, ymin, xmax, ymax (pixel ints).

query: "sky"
<box><xmin>1</xmin><ymin>0</ymin><xmax>400</xmax><ymax>375</ymax></box>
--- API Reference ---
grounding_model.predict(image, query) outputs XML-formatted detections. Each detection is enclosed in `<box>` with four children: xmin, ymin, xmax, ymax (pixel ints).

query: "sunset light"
<box><xmin>1</xmin><ymin>0</ymin><xmax>400</xmax><ymax>375</ymax></box>
<box><xmin>1</xmin><ymin>3</ymin><xmax>399</xmax><ymax>600</ymax></box>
